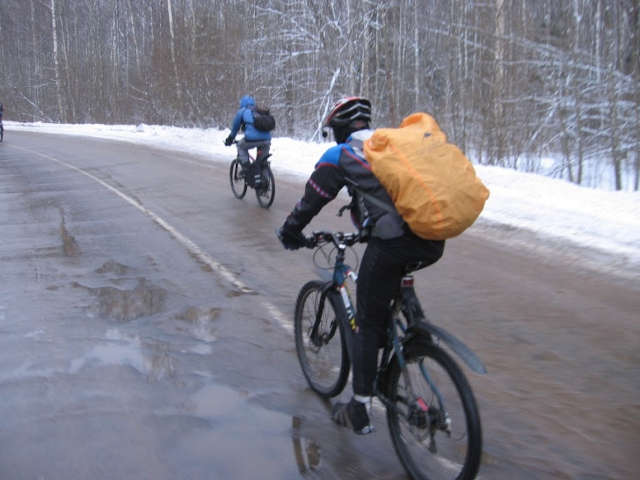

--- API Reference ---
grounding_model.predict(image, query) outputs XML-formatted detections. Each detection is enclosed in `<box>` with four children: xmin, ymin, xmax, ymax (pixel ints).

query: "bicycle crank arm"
<box><xmin>409</xmin><ymin>321</ymin><xmax>487</xmax><ymax>374</ymax></box>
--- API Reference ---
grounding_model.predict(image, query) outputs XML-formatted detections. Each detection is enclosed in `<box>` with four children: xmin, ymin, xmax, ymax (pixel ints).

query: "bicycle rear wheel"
<box><xmin>255</xmin><ymin>164</ymin><xmax>275</xmax><ymax>208</ymax></box>
<box><xmin>294</xmin><ymin>281</ymin><xmax>349</xmax><ymax>398</ymax></box>
<box><xmin>229</xmin><ymin>159</ymin><xmax>247</xmax><ymax>199</ymax></box>
<box><xmin>385</xmin><ymin>342</ymin><xmax>482</xmax><ymax>480</ymax></box>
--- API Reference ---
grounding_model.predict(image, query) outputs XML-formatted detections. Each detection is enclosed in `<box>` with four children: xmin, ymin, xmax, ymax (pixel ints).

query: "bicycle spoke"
<box><xmin>229</xmin><ymin>160</ymin><xmax>248</xmax><ymax>199</ymax></box>
<box><xmin>255</xmin><ymin>166</ymin><xmax>275</xmax><ymax>208</ymax></box>
<box><xmin>294</xmin><ymin>281</ymin><xmax>349</xmax><ymax>397</ymax></box>
<box><xmin>386</xmin><ymin>344</ymin><xmax>482</xmax><ymax>480</ymax></box>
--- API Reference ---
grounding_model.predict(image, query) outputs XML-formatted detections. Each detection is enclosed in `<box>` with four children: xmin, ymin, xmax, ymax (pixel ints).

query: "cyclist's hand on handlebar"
<box><xmin>276</xmin><ymin>225</ymin><xmax>307</xmax><ymax>250</ymax></box>
<box><xmin>304</xmin><ymin>233</ymin><xmax>318</xmax><ymax>249</ymax></box>
<box><xmin>224</xmin><ymin>135</ymin><xmax>234</xmax><ymax>146</ymax></box>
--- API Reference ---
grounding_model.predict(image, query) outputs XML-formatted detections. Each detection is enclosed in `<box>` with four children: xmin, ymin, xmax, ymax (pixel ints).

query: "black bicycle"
<box><xmin>293</xmin><ymin>225</ymin><xmax>485</xmax><ymax>480</ymax></box>
<box><xmin>228</xmin><ymin>140</ymin><xmax>275</xmax><ymax>208</ymax></box>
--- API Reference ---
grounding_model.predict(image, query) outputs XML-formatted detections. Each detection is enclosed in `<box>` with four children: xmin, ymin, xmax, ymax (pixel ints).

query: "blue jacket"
<box><xmin>229</xmin><ymin>95</ymin><xmax>271</xmax><ymax>142</ymax></box>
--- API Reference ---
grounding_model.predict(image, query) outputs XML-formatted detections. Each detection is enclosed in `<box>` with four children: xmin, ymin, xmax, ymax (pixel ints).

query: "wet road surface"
<box><xmin>0</xmin><ymin>132</ymin><xmax>638</xmax><ymax>479</ymax></box>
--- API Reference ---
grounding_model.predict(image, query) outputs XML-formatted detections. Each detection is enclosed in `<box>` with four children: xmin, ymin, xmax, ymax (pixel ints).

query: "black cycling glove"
<box><xmin>276</xmin><ymin>224</ymin><xmax>307</xmax><ymax>250</ymax></box>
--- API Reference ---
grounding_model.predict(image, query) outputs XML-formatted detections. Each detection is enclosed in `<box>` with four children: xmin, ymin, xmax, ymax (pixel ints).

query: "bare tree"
<box><xmin>0</xmin><ymin>0</ymin><xmax>637</xmax><ymax>190</ymax></box>
<box><xmin>50</xmin><ymin>0</ymin><xmax>65</xmax><ymax>121</ymax></box>
<box><xmin>167</xmin><ymin>0</ymin><xmax>183</xmax><ymax>109</ymax></box>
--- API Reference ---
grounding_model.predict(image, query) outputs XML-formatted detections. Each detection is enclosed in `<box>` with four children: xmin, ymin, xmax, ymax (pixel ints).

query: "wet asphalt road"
<box><xmin>0</xmin><ymin>131</ymin><xmax>638</xmax><ymax>479</ymax></box>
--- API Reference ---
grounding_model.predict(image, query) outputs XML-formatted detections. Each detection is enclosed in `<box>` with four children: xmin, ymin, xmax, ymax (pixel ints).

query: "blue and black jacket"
<box><xmin>284</xmin><ymin>130</ymin><xmax>406</xmax><ymax>239</ymax></box>
<box><xmin>228</xmin><ymin>95</ymin><xmax>271</xmax><ymax>142</ymax></box>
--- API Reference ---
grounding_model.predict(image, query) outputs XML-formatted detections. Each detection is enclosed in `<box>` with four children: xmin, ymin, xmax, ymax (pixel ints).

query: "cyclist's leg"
<box><xmin>256</xmin><ymin>141</ymin><xmax>271</xmax><ymax>164</ymax></box>
<box><xmin>333</xmin><ymin>239</ymin><xmax>399</xmax><ymax>433</ymax></box>
<box><xmin>334</xmin><ymin>235</ymin><xmax>445</xmax><ymax>431</ymax></box>
<box><xmin>236</xmin><ymin>138</ymin><xmax>251</xmax><ymax>168</ymax></box>
<box><xmin>353</xmin><ymin>234</ymin><xmax>444</xmax><ymax>389</ymax></box>
<box><xmin>247</xmin><ymin>140</ymin><xmax>270</xmax><ymax>186</ymax></box>
<box><xmin>354</xmin><ymin>233</ymin><xmax>444</xmax><ymax>348</ymax></box>
<box><xmin>236</xmin><ymin>138</ymin><xmax>255</xmax><ymax>186</ymax></box>
<box><xmin>352</xmin><ymin>239</ymin><xmax>405</xmax><ymax>397</ymax></box>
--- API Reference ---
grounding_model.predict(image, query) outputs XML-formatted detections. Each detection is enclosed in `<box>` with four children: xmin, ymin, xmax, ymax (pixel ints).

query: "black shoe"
<box><xmin>243</xmin><ymin>167</ymin><xmax>255</xmax><ymax>187</ymax></box>
<box><xmin>332</xmin><ymin>398</ymin><xmax>374</xmax><ymax>435</ymax></box>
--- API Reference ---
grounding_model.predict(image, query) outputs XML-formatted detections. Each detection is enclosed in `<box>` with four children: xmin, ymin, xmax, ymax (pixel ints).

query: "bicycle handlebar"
<box><xmin>305</xmin><ymin>230</ymin><xmax>363</xmax><ymax>249</ymax></box>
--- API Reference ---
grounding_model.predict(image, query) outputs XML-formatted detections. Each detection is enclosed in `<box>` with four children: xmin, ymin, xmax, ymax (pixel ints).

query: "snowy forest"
<box><xmin>0</xmin><ymin>0</ymin><xmax>638</xmax><ymax>190</ymax></box>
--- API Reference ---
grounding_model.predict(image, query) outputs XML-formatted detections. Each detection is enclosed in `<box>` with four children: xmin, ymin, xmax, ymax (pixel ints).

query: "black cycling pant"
<box><xmin>352</xmin><ymin>233</ymin><xmax>445</xmax><ymax>396</ymax></box>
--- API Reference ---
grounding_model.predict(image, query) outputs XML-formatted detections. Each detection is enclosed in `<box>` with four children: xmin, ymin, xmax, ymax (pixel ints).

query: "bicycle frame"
<box><xmin>309</xmin><ymin>233</ymin><xmax>423</xmax><ymax>379</ymax></box>
<box><xmin>309</xmin><ymin>231</ymin><xmax>486</xmax><ymax>389</ymax></box>
<box><xmin>308</xmin><ymin>236</ymin><xmax>358</xmax><ymax>357</ymax></box>
<box><xmin>299</xmin><ymin>228</ymin><xmax>484</xmax><ymax>479</ymax></box>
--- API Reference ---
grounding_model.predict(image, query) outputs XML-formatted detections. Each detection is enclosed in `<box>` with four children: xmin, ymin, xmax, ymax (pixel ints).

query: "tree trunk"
<box><xmin>609</xmin><ymin>71</ymin><xmax>622</xmax><ymax>190</ymax></box>
<box><xmin>30</xmin><ymin>0</ymin><xmax>40</xmax><ymax>121</ymax></box>
<box><xmin>167</xmin><ymin>0</ymin><xmax>182</xmax><ymax>115</ymax></box>
<box><xmin>50</xmin><ymin>0</ymin><xmax>65</xmax><ymax>122</ymax></box>
<box><xmin>572</xmin><ymin>0</ymin><xmax>584</xmax><ymax>184</ymax></box>
<box><xmin>414</xmin><ymin>0</ymin><xmax>419</xmax><ymax>108</ymax></box>
<box><xmin>494</xmin><ymin>0</ymin><xmax>506</xmax><ymax>164</ymax></box>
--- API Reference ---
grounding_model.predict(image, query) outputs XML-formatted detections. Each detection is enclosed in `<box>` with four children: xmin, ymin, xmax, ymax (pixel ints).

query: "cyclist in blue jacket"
<box><xmin>277</xmin><ymin>97</ymin><xmax>445</xmax><ymax>435</ymax></box>
<box><xmin>224</xmin><ymin>95</ymin><xmax>271</xmax><ymax>184</ymax></box>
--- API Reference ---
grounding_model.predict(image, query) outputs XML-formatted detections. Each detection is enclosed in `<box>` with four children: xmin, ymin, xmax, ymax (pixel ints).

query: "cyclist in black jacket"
<box><xmin>277</xmin><ymin>97</ymin><xmax>445</xmax><ymax>434</ymax></box>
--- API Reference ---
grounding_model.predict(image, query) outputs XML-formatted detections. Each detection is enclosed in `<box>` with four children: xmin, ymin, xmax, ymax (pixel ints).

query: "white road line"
<box><xmin>13</xmin><ymin>145</ymin><xmax>294</xmax><ymax>334</ymax></box>
<box><xmin>263</xmin><ymin>301</ymin><xmax>293</xmax><ymax>334</ymax></box>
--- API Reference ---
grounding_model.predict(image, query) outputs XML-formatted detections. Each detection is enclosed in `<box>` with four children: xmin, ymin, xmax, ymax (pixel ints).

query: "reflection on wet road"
<box><xmin>0</xmin><ymin>132</ymin><xmax>638</xmax><ymax>479</ymax></box>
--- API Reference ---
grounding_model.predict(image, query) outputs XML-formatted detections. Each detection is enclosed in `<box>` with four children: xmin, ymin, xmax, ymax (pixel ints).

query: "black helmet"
<box><xmin>323</xmin><ymin>97</ymin><xmax>371</xmax><ymax>143</ymax></box>
<box><xmin>324</xmin><ymin>97</ymin><xmax>371</xmax><ymax>128</ymax></box>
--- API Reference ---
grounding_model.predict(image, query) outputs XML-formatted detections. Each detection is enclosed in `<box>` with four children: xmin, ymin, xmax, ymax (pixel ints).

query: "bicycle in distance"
<box><xmin>292</xmin><ymin>207</ymin><xmax>485</xmax><ymax>480</ymax></box>
<box><xmin>228</xmin><ymin>139</ymin><xmax>275</xmax><ymax>208</ymax></box>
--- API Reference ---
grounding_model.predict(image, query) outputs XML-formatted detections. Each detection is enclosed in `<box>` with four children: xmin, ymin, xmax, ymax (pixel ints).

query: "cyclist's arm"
<box><xmin>283</xmin><ymin>148</ymin><xmax>346</xmax><ymax>232</ymax></box>
<box><xmin>229</xmin><ymin>108</ymin><xmax>245</xmax><ymax>139</ymax></box>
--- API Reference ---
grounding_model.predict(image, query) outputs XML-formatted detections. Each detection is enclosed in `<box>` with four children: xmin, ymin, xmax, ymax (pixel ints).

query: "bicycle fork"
<box><xmin>309</xmin><ymin>267</ymin><xmax>357</xmax><ymax>348</ymax></box>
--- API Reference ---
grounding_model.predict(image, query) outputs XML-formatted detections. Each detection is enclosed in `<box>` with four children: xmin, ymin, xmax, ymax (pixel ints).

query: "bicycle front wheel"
<box><xmin>385</xmin><ymin>343</ymin><xmax>482</xmax><ymax>480</ymax></box>
<box><xmin>229</xmin><ymin>159</ymin><xmax>247</xmax><ymax>199</ymax></box>
<box><xmin>294</xmin><ymin>281</ymin><xmax>349</xmax><ymax>398</ymax></box>
<box><xmin>255</xmin><ymin>165</ymin><xmax>275</xmax><ymax>208</ymax></box>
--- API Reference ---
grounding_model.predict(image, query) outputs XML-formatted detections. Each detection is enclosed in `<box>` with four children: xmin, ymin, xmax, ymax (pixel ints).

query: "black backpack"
<box><xmin>251</xmin><ymin>106</ymin><xmax>276</xmax><ymax>132</ymax></box>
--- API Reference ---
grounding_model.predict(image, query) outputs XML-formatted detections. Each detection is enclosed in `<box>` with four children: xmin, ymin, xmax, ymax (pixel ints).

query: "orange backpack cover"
<box><xmin>363</xmin><ymin>113</ymin><xmax>489</xmax><ymax>240</ymax></box>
